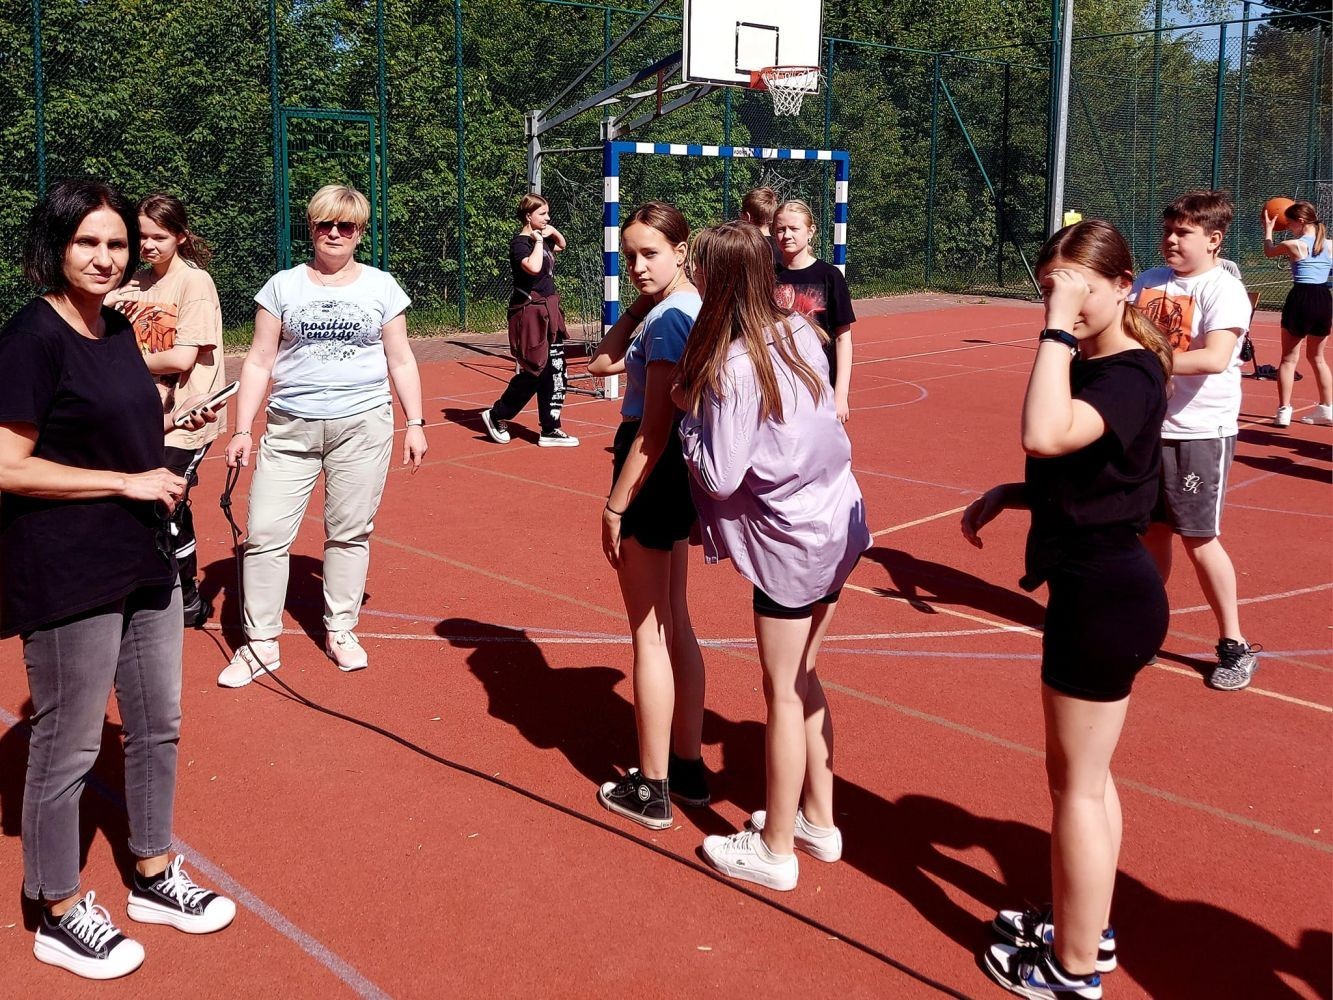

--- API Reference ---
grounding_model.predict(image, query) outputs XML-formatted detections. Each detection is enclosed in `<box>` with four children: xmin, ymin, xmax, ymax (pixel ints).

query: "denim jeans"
<box><xmin>21</xmin><ymin>584</ymin><xmax>183</xmax><ymax>901</ymax></box>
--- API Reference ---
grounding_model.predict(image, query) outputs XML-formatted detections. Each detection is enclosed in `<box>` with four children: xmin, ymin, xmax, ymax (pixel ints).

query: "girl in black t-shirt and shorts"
<box><xmin>961</xmin><ymin>220</ymin><xmax>1172</xmax><ymax>1000</ymax></box>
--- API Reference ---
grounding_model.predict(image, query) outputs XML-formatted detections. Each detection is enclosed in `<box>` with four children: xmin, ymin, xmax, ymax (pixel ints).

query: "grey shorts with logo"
<box><xmin>1154</xmin><ymin>436</ymin><xmax>1237</xmax><ymax>538</ymax></box>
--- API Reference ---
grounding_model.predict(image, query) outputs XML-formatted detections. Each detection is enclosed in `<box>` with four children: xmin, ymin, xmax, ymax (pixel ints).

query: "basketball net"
<box><xmin>752</xmin><ymin>66</ymin><xmax>821</xmax><ymax>117</ymax></box>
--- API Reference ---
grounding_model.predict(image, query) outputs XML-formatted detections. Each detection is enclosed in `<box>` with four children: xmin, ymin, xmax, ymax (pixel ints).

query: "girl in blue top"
<box><xmin>588</xmin><ymin>202</ymin><xmax>707</xmax><ymax>829</ymax></box>
<box><xmin>1263</xmin><ymin>200</ymin><xmax>1332</xmax><ymax>426</ymax></box>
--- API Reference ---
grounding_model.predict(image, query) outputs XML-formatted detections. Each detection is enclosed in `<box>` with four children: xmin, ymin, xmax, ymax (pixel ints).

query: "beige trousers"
<box><xmin>242</xmin><ymin>403</ymin><xmax>394</xmax><ymax>639</ymax></box>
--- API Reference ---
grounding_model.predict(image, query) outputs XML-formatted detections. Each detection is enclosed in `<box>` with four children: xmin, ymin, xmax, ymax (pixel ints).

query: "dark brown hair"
<box><xmin>1036</xmin><ymin>219</ymin><xmax>1173</xmax><ymax>378</ymax></box>
<box><xmin>139</xmin><ymin>193</ymin><xmax>213</xmax><ymax>269</ymax></box>
<box><xmin>1283</xmin><ymin>200</ymin><xmax>1326</xmax><ymax>256</ymax></box>
<box><xmin>1162</xmin><ymin>189</ymin><xmax>1234</xmax><ymax>238</ymax></box>
<box><xmin>741</xmin><ymin>187</ymin><xmax>779</xmax><ymax>226</ymax></box>
<box><xmin>621</xmin><ymin>201</ymin><xmax>690</xmax><ymax>246</ymax></box>
<box><xmin>23</xmin><ymin>178</ymin><xmax>140</xmax><ymax>292</ymax></box>
<box><xmin>679</xmin><ymin>221</ymin><xmax>825</xmax><ymax>422</ymax></box>
<box><xmin>515</xmin><ymin>192</ymin><xmax>548</xmax><ymax>224</ymax></box>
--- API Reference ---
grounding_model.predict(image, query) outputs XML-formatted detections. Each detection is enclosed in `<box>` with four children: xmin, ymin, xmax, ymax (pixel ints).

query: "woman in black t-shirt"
<box><xmin>960</xmin><ymin>220</ymin><xmax>1172</xmax><ymax>999</ymax></box>
<box><xmin>0</xmin><ymin>180</ymin><xmax>234</xmax><ymax>980</ymax></box>
<box><xmin>480</xmin><ymin>193</ymin><xmax>579</xmax><ymax>448</ymax></box>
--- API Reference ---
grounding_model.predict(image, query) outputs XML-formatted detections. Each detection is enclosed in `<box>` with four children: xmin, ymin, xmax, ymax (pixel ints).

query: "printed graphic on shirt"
<box><xmin>129</xmin><ymin>302</ymin><xmax>179</xmax><ymax>356</ymax></box>
<box><xmin>1135</xmin><ymin>288</ymin><xmax>1196</xmax><ymax>353</ymax></box>
<box><xmin>284</xmin><ymin>299</ymin><xmax>379</xmax><ymax>362</ymax></box>
<box><xmin>775</xmin><ymin>282</ymin><xmax>826</xmax><ymax>317</ymax></box>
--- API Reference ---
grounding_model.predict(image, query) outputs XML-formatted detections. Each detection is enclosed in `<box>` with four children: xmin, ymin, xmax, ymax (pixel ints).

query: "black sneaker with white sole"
<box><xmin>983</xmin><ymin>941</ymin><xmax>1102</xmax><ymax>998</ymax></box>
<box><xmin>667</xmin><ymin>752</ymin><xmax>710</xmax><ymax>807</ymax></box>
<box><xmin>537</xmin><ymin>429</ymin><xmax>579</xmax><ymax>448</ymax></box>
<box><xmin>1209</xmin><ymin>639</ymin><xmax>1260</xmax><ymax>691</ymax></box>
<box><xmin>33</xmin><ymin>891</ymin><xmax>145</xmax><ymax>980</ymax></box>
<box><xmin>126</xmin><ymin>855</ymin><xmax>236</xmax><ymax>934</ymax></box>
<box><xmin>480</xmin><ymin>409</ymin><xmax>511</xmax><ymax>445</ymax></box>
<box><xmin>597</xmin><ymin>768</ymin><xmax>672</xmax><ymax>829</ymax></box>
<box><xmin>992</xmin><ymin>906</ymin><xmax>1116</xmax><ymax>973</ymax></box>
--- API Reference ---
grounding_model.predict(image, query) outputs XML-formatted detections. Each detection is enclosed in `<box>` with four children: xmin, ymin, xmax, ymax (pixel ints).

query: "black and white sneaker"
<box><xmin>33</xmin><ymin>891</ymin><xmax>145</xmax><ymax>980</ymax></box>
<box><xmin>537</xmin><ymin>429</ymin><xmax>580</xmax><ymax>448</ymax></box>
<box><xmin>480</xmin><ymin>409</ymin><xmax>511</xmax><ymax>445</ymax></box>
<box><xmin>667</xmin><ymin>752</ymin><xmax>710</xmax><ymax>807</ymax></box>
<box><xmin>993</xmin><ymin>906</ymin><xmax>1116</xmax><ymax>973</ymax></box>
<box><xmin>983</xmin><ymin>942</ymin><xmax>1102</xmax><ymax>999</ymax></box>
<box><xmin>1209</xmin><ymin>639</ymin><xmax>1260</xmax><ymax>691</ymax></box>
<box><xmin>597</xmin><ymin>768</ymin><xmax>672</xmax><ymax>829</ymax></box>
<box><xmin>182</xmin><ymin>591</ymin><xmax>212</xmax><ymax>629</ymax></box>
<box><xmin>126</xmin><ymin>855</ymin><xmax>236</xmax><ymax>934</ymax></box>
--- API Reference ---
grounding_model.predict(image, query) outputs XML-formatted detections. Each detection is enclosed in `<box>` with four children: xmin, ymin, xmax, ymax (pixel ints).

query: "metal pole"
<box><xmin>455</xmin><ymin>0</ymin><xmax>467</xmax><ymax>326</ymax></box>
<box><xmin>377</xmin><ymin>0</ymin><xmax>389</xmax><ymax>269</ymax></box>
<box><xmin>1048</xmin><ymin>0</ymin><xmax>1075</xmax><ymax>234</ymax></box>
<box><xmin>925</xmin><ymin>55</ymin><xmax>941</xmax><ymax>286</ymax></box>
<box><xmin>269</xmin><ymin>0</ymin><xmax>283</xmax><ymax>268</ymax></box>
<box><xmin>1211</xmin><ymin>22</ymin><xmax>1227</xmax><ymax>192</ymax></box>
<box><xmin>823</xmin><ymin>38</ymin><xmax>835</xmax><ymax>243</ymax></box>
<box><xmin>999</xmin><ymin>62</ymin><xmax>1011</xmax><ymax>287</ymax></box>
<box><xmin>1148</xmin><ymin>0</ymin><xmax>1163</xmax><ymax>213</ymax></box>
<box><xmin>1307</xmin><ymin>29</ymin><xmax>1324</xmax><ymax>184</ymax></box>
<box><xmin>32</xmin><ymin>0</ymin><xmax>45</xmax><ymax>198</ymax></box>
<box><xmin>722</xmin><ymin>89</ymin><xmax>732</xmax><ymax>219</ymax></box>
<box><xmin>1235</xmin><ymin>2</ymin><xmax>1250</xmax><ymax>213</ymax></box>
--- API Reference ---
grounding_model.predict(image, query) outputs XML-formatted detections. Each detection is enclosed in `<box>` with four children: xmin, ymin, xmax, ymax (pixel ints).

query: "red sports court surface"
<box><xmin>0</xmin><ymin>294</ymin><xmax>1328</xmax><ymax>998</ymax></box>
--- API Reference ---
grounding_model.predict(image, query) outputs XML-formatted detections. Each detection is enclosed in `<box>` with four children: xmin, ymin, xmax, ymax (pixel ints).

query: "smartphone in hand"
<box><xmin>173</xmin><ymin>380</ymin><xmax>239</xmax><ymax>428</ymax></box>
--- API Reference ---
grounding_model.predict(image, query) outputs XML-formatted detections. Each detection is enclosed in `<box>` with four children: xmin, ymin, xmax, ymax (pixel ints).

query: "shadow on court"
<box><xmin>863</xmin><ymin>546</ymin><xmax>1047</xmax><ymax>628</ymax></box>
<box><xmin>199</xmin><ymin>552</ymin><xmax>330</xmax><ymax>651</ymax></box>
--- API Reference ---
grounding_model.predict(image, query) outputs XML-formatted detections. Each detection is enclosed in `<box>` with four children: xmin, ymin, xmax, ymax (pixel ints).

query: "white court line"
<box><xmin>1172</xmin><ymin>582</ymin><xmax>1333</xmax><ymax>616</ymax></box>
<box><xmin>853</xmin><ymin>330</ymin><xmax>1036</xmax><ymax>369</ymax></box>
<box><xmin>871</xmin><ymin>505</ymin><xmax>972</xmax><ymax>539</ymax></box>
<box><xmin>1229</xmin><ymin>502</ymin><xmax>1333</xmax><ymax>519</ymax></box>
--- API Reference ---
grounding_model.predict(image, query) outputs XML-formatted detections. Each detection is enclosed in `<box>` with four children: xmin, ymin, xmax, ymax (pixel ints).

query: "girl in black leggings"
<box><xmin>962</xmin><ymin>220</ymin><xmax>1172</xmax><ymax>999</ymax></box>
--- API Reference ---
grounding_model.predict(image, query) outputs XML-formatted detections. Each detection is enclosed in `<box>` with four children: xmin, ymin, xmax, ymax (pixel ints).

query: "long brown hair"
<box><xmin>1284</xmin><ymin>200</ymin><xmax>1326</xmax><ymax>256</ymax></box>
<box><xmin>139</xmin><ymin>193</ymin><xmax>212</xmax><ymax>269</ymax></box>
<box><xmin>679</xmin><ymin>222</ymin><xmax>825</xmax><ymax>422</ymax></box>
<box><xmin>621</xmin><ymin>200</ymin><xmax>689</xmax><ymax>246</ymax></box>
<box><xmin>1036</xmin><ymin>219</ymin><xmax>1174</xmax><ymax>378</ymax></box>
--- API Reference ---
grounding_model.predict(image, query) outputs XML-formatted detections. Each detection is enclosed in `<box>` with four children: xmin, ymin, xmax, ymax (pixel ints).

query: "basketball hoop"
<box><xmin>750</xmin><ymin>66</ymin><xmax>821</xmax><ymax>117</ymax></box>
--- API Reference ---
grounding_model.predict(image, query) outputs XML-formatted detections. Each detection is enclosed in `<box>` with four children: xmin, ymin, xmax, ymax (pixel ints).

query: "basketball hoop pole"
<box><xmin>1046</xmin><ymin>0</ymin><xmax>1074</xmax><ymax>234</ymax></box>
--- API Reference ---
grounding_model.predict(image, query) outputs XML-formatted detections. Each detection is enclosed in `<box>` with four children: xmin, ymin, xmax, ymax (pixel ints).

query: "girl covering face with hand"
<box><xmin>962</xmin><ymin>219</ymin><xmax>1172</xmax><ymax>1000</ymax></box>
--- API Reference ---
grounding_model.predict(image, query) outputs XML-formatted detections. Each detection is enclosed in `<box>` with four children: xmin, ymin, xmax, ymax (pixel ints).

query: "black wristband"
<box><xmin>1039</xmin><ymin>328</ymin><xmax>1079</xmax><ymax>354</ymax></box>
<box><xmin>605</xmin><ymin>503</ymin><xmax>626</xmax><ymax>516</ymax></box>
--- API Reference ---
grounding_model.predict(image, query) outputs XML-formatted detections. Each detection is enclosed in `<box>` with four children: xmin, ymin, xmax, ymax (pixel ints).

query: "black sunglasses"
<box><xmin>313</xmin><ymin>220</ymin><xmax>358</xmax><ymax>238</ymax></box>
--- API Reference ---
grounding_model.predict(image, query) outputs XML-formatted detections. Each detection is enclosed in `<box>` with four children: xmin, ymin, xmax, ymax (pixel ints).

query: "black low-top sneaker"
<box><xmin>668</xmin><ymin>752</ymin><xmax>711</xmax><ymax>807</ymax></box>
<box><xmin>182</xmin><ymin>591</ymin><xmax>212</xmax><ymax>629</ymax></box>
<box><xmin>1209</xmin><ymin>639</ymin><xmax>1260</xmax><ymax>691</ymax></box>
<box><xmin>33</xmin><ymin>891</ymin><xmax>145</xmax><ymax>980</ymax></box>
<box><xmin>597</xmin><ymin>768</ymin><xmax>672</xmax><ymax>829</ymax></box>
<box><xmin>992</xmin><ymin>906</ymin><xmax>1116</xmax><ymax>973</ymax></box>
<box><xmin>127</xmin><ymin>855</ymin><xmax>236</xmax><ymax>934</ymax></box>
<box><xmin>983</xmin><ymin>941</ymin><xmax>1102</xmax><ymax>998</ymax></box>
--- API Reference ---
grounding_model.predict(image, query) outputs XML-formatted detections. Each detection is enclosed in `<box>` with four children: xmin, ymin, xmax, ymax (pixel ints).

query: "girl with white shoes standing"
<box><xmin>1263</xmin><ymin>200</ymin><xmax>1332</xmax><ymax>427</ymax></box>
<box><xmin>675</xmin><ymin>222</ymin><xmax>869</xmax><ymax>890</ymax></box>
<box><xmin>220</xmin><ymin>184</ymin><xmax>428</xmax><ymax>687</ymax></box>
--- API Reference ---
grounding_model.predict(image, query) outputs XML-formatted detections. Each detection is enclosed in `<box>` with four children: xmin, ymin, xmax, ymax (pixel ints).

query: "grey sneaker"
<box><xmin>480</xmin><ymin>409</ymin><xmax>511</xmax><ymax>444</ymax></box>
<box><xmin>1209</xmin><ymin>639</ymin><xmax>1260</xmax><ymax>691</ymax></box>
<box><xmin>537</xmin><ymin>429</ymin><xmax>579</xmax><ymax>448</ymax></box>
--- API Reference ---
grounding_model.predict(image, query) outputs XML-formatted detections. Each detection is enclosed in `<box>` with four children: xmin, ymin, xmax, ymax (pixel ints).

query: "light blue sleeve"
<box><xmin>382</xmin><ymin>272</ymin><xmax>412</xmax><ymax>322</ymax></box>
<box><xmin>644</xmin><ymin>307</ymin><xmax>693</xmax><ymax>366</ymax></box>
<box><xmin>254</xmin><ymin>271</ymin><xmax>284</xmax><ymax>318</ymax></box>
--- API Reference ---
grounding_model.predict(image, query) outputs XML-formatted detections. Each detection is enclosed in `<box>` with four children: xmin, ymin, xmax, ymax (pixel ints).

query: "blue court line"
<box><xmin>0</xmin><ymin>706</ymin><xmax>391</xmax><ymax>1000</ymax></box>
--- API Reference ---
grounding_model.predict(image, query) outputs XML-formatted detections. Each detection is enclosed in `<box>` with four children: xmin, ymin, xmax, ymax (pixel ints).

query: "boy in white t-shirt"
<box><xmin>1131</xmin><ymin>190</ymin><xmax>1260</xmax><ymax>691</ymax></box>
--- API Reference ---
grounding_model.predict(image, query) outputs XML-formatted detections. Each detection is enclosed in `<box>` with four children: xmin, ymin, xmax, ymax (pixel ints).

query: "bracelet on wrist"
<box><xmin>232</xmin><ymin>430</ymin><xmax>252</xmax><ymax>437</ymax></box>
<box><xmin>605</xmin><ymin>503</ymin><xmax>626</xmax><ymax>517</ymax></box>
<box><xmin>1038</xmin><ymin>328</ymin><xmax>1079</xmax><ymax>356</ymax></box>
<box><xmin>405</xmin><ymin>418</ymin><xmax>426</xmax><ymax>428</ymax></box>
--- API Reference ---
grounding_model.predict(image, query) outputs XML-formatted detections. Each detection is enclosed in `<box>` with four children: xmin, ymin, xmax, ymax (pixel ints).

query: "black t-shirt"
<box><xmin>774</xmin><ymin>259</ymin><xmax>856</xmax><ymax>384</ymax></box>
<box><xmin>510</xmin><ymin>233</ymin><xmax>557</xmax><ymax>301</ymax></box>
<box><xmin>766</xmin><ymin>235</ymin><xmax>783</xmax><ymax>271</ymax></box>
<box><xmin>1022</xmin><ymin>349</ymin><xmax>1167</xmax><ymax>590</ymax></box>
<box><xmin>0</xmin><ymin>299</ymin><xmax>174</xmax><ymax>637</ymax></box>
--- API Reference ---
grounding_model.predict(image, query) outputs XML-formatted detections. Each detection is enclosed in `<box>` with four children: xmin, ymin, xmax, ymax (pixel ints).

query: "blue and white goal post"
<box><xmin>599</xmin><ymin>140</ymin><xmax>850</xmax><ymax>399</ymax></box>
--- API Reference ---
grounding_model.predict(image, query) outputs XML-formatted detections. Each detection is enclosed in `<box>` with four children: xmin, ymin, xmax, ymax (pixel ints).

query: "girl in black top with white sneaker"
<box><xmin>961</xmin><ymin>220</ymin><xmax>1172</xmax><ymax>1000</ymax></box>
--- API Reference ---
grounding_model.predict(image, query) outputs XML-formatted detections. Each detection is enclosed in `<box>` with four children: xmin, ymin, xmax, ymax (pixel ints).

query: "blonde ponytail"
<box><xmin>1125</xmin><ymin>303</ymin><xmax>1174</xmax><ymax>378</ymax></box>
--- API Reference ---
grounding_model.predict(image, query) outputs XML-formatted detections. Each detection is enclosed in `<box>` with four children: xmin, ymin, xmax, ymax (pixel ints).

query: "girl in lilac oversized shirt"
<box><xmin>675</xmin><ymin>222</ymin><xmax>869</xmax><ymax>891</ymax></box>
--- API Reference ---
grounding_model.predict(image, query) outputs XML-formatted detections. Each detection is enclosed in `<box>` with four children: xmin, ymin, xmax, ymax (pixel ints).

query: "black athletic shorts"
<box><xmin>611</xmin><ymin>418</ymin><xmax>696</xmax><ymax>551</ymax></box>
<box><xmin>1281</xmin><ymin>283</ymin><xmax>1332</xmax><ymax>339</ymax></box>
<box><xmin>1042</xmin><ymin>534</ymin><xmax>1169</xmax><ymax>702</ymax></box>
<box><xmin>753</xmin><ymin>585</ymin><xmax>842</xmax><ymax>619</ymax></box>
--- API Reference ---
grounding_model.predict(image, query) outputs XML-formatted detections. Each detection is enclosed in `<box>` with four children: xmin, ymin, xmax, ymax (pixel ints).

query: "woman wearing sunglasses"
<box><xmin>0</xmin><ymin>179</ymin><xmax>234</xmax><ymax>980</ymax></box>
<box><xmin>220</xmin><ymin>184</ymin><xmax>428</xmax><ymax>685</ymax></box>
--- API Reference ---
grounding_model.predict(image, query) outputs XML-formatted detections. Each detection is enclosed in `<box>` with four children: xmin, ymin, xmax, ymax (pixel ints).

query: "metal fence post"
<box><xmin>32</xmin><ymin>0</ymin><xmax>46</xmax><ymax>198</ymax></box>
<box><xmin>1307</xmin><ymin>28</ymin><xmax>1325</xmax><ymax>184</ymax></box>
<box><xmin>269</xmin><ymin>0</ymin><xmax>283</xmax><ymax>270</ymax></box>
<box><xmin>455</xmin><ymin>0</ymin><xmax>468</xmax><ymax>327</ymax></box>
<box><xmin>925</xmin><ymin>54</ymin><xmax>940</xmax><ymax>287</ymax></box>
<box><xmin>722</xmin><ymin>89</ymin><xmax>732</xmax><ymax>219</ymax></box>
<box><xmin>1148</xmin><ymin>0</ymin><xmax>1163</xmax><ymax>211</ymax></box>
<box><xmin>377</xmin><ymin>0</ymin><xmax>389</xmax><ymax>269</ymax></box>
<box><xmin>1235</xmin><ymin>2</ymin><xmax>1249</xmax><ymax>209</ymax></box>
<box><xmin>1212</xmin><ymin>22</ymin><xmax>1227</xmax><ymax>193</ymax></box>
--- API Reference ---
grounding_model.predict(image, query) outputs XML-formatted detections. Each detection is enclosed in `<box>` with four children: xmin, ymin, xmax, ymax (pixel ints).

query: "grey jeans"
<box><xmin>21</xmin><ymin>584</ymin><xmax>183</xmax><ymax>901</ymax></box>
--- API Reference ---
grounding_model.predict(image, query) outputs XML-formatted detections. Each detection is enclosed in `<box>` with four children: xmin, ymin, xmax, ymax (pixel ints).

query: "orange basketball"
<box><xmin>1263</xmin><ymin>196</ymin><xmax>1295</xmax><ymax>225</ymax></box>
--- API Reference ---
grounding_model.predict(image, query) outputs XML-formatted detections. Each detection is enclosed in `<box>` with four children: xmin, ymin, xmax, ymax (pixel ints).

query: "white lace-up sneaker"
<box><xmin>746</xmin><ymin>808</ymin><xmax>843</xmax><ymax>862</ymax></box>
<box><xmin>701</xmin><ymin>829</ymin><xmax>798</xmax><ymax>890</ymax></box>
<box><xmin>34</xmin><ymin>891</ymin><xmax>145</xmax><ymax>980</ymax></box>
<box><xmin>326</xmin><ymin>630</ymin><xmax>369</xmax><ymax>672</ymax></box>
<box><xmin>217</xmin><ymin>639</ymin><xmax>280</xmax><ymax>689</ymax></box>
<box><xmin>1274</xmin><ymin>405</ymin><xmax>1293</xmax><ymax>428</ymax></box>
<box><xmin>1300</xmin><ymin>403</ymin><xmax>1333</xmax><ymax>426</ymax></box>
<box><xmin>127</xmin><ymin>855</ymin><xmax>236</xmax><ymax>934</ymax></box>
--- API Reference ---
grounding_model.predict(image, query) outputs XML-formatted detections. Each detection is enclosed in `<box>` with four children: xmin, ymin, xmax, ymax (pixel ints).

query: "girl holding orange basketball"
<box><xmin>1263</xmin><ymin>200</ymin><xmax>1332</xmax><ymax>427</ymax></box>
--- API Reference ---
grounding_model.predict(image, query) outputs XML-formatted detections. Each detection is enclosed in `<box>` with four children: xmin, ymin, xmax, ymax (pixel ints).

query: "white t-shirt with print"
<box><xmin>1130</xmin><ymin>264</ymin><xmax>1251</xmax><ymax>440</ymax></box>
<box><xmin>255</xmin><ymin>264</ymin><xmax>410</xmax><ymax>420</ymax></box>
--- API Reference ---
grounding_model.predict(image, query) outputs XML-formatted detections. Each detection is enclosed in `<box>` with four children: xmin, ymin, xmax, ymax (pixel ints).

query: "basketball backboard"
<box><xmin>682</xmin><ymin>0</ymin><xmax>824</xmax><ymax>90</ymax></box>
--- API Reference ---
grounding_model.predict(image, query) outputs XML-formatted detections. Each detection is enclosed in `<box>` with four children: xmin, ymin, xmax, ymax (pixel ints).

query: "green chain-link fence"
<box><xmin>1</xmin><ymin>1</ymin><xmax>1327</xmax><ymax>335</ymax></box>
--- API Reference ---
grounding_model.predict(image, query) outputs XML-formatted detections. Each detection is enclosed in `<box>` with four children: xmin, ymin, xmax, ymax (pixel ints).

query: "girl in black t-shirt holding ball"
<box><xmin>961</xmin><ymin>220</ymin><xmax>1172</xmax><ymax>1000</ymax></box>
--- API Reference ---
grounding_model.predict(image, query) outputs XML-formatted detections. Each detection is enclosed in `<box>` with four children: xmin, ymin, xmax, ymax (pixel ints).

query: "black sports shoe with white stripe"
<box><xmin>983</xmin><ymin>941</ymin><xmax>1102</xmax><ymax>998</ymax></box>
<box><xmin>992</xmin><ymin>906</ymin><xmax>1116</xmax><ymax>973</ymax></box>
<box><xmin>597</xmin><ymin>768</ymin><xmax>672</xmax><ymax>829</ymax></box>
<box><xmin>33</xmin><ymin>891</ymin><xmax>145</xmax><ymax>980</ymax></box>
<box><xmin>126</xmin><ymin>855</ymin><xmax>236</xmax><ymax>934</ymax></box>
